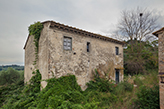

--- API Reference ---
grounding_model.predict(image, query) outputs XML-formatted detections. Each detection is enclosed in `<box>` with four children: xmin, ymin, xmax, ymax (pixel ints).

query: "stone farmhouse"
<box><xmin>24</xmin><ymin>21</ymin><xmax>124</xmax><ymax>90</ymax></box>
<box><xmin>153</xmin><ymin>27</ymin><xmax>164</xmax><ymax>109</ymax></box>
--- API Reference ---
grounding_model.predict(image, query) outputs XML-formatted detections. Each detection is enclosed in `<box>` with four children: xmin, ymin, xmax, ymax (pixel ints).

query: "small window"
<box><xmin>115</xmin><ymin>47</ymin><xmax>119</xmax><ymax>55</ymax></box>
<box><xmin>87</xmin><ymin>42</ymin><xmax>90</xmax><ymax>52</ymax></box>
<box><xmin>63</xmin><ymin>36</ymin><xmax>72</xmax><ymax>50</ymax></box>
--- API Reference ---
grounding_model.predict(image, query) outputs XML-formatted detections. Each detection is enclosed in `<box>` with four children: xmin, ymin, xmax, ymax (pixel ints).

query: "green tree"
<box><xmin>0</xmin><ymin>68</ymin><xmax>23</xmax><ymax>85</ymax></box>
<box><xmin>124</xmin><ymin>40</ymin><xmax>158</xmax><ymax>75</ymax></box>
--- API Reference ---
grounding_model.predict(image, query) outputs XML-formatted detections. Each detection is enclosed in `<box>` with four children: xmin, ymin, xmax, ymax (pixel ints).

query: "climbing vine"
<box><xmin>28</xmin><ymin>22</ymin><xmax>43</xmax><ymax>65</ymax></box>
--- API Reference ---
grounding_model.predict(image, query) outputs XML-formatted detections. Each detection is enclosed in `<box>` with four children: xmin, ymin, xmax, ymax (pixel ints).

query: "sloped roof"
<box><xmin>24</xmin><ymin>21</ymin><xmax>124</xmax><ymax>49</ymax></box>
<box><xmin>152</xmin><ymin>27</ymin><xmax>164</xmax><ymax>37</ymax></box>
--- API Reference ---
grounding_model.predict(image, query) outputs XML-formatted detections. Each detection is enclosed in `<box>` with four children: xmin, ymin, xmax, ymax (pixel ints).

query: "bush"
<box><xmin>114</xmin><ymin>82</ymin><xmax>133</xmax><ymax>95</ymax></box>
<box><xmin>36</xmin><ymin>75</ymin><xmax>83</xmax><ymax>108</ymax></box>
<box><xmin>133</xmin><ymin>85</ymin><xmax>159</xmax><ymax>109</ymax></box>
<box><xmin>86</xmin><ymin>78</ymin><xmax>115</xmax><ymax>92</ymax></box>
<box><xmin>124</xmin><ymin>41</ymin><xmax>158</xmax><ymax>75</ymax></box>
<box><xmin>134</xmin><ymin>75</ymin><xmax>143</xmax><ymax>87</ymax></box>
<box><xmin>86</xmin><ymin>69</ymin><xmax>115</xmax><ymax>92</ymax></box>
<box><xmin>24</xmin><ymin>69</ymin><xmax>42</xmax><ymax>93</ymax></box>
<box><xmin>0</xmin><ymin>80</ymin><xmax>24</xmax><ymax>107</ymax></box>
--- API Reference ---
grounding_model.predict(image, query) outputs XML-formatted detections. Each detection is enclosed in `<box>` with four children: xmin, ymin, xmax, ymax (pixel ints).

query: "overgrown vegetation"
<box><xmin>0</xmin><ymin>68</ymin><xmax>24</xmax><ymax>107</ymax></box>
<box><xmin>28</xmin><ymin>22</ymin><xmax>43</xmax><ymax>65</ymax></box>
<box><xmin>0</xmin><ymin>70</ymin><xmax>41</xmax><ymax>108</ymax></box>
<box><xmin>0</xmin><ymin>68</ymin><xmax>159</xmax><ymax>108</ymax></box>
<box><xmin>133</xmin><ymin>85</ymin><xmax>159</xmax><ymax>109</ymax></box>
<box><xmin>124</xmin><ymin>40</ymin><xmax>158</xmax><ymax>75</ymax></box>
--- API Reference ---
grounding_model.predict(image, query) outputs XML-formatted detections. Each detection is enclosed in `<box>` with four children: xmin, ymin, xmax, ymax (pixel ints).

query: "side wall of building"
<box><xmin>24</xmin><ymin>35</ymin><xmax>36</xmax><ymax>83</ymax></box>
<box><xmin>38</xmin><ymin>22</ymin><xmax>50</xmax><ymax>88</ymax></box>
<box><xmin>158</xmin><ymin>31</ymin><xmax>164</xmax><ymax>109</ymax></box>
<box><xmin>43</xmin><ymin>23</ymin><xmax>124</xmax><ymax>90</ymax></box>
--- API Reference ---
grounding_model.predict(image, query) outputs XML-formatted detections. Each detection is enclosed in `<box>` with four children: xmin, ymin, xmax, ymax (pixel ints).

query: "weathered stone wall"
<box><xmin>24</xmin><ymin>35</ymin><xmax>35</xmax><ymax>83</ymax></box>
<box><xmin>24</xmin><ymin>22</ymin><xmax>124</xmax><ymax>90</ymax></box>
<box><xmin>158</xmin><ymin>31</ymin><xmax>164</xmax><ymax>109</ymax></box>
<box><xmin>40</xmin><ymin>22</ymin><xmax>124</xmax><ymax>90</ymax></box>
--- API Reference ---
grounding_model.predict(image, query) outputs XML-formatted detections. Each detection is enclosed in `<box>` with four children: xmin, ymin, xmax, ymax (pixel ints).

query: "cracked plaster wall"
<box><xmin>42</xmin><ymin>22</ymin><xmax>124</xmax><ymax>90</ymax></box>
<box><xmin>24</xmin><ymin>35</ymin><xmax>35</xmax><ymax>83</ymax></box>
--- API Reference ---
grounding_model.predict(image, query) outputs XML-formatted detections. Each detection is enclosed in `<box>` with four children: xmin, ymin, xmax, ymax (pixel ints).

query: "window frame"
<box><xmin>63</xmin><ymin>36</ymin><xmax>72</xmax><ymax>51</ymax></box>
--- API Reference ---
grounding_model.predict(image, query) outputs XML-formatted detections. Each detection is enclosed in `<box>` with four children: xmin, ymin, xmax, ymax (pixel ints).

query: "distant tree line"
<box><xmin>0</xmin><ymin>65</ymin><xmax>24</xmax><ymax>71</ymax></box>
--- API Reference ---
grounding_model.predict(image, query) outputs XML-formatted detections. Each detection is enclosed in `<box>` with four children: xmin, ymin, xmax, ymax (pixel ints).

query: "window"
<box><xmin>63</xmin><ymin>36</ymin><xmax>72</xmax><ymax>50</ymax></box>
<box><xmin>115</xmin><ymin>47</ymin><xmax>119</xmax><ymax>55</ymax></box>
<box><xmin>87</xmin><ymin>42</ymin><xmax>90</xmax><ymax>52</ymax></box>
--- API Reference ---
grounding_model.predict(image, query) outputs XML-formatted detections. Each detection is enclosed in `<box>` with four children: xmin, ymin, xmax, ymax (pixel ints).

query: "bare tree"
<box><xmin>117</xmin><ymin>7</ymin><xmax>159</xmax><ymax>41</ymax></box>
<box><xmin>115</xmin><ymin>7</ymin><xmax>160</xmax><ymax>75</ymax></box>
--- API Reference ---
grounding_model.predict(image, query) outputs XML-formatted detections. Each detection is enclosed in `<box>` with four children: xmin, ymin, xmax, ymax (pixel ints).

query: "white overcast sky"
<box><xmin>0</xmin><ymin>0</ymin><xmax>164</xmax><ymax>65</ymax></box>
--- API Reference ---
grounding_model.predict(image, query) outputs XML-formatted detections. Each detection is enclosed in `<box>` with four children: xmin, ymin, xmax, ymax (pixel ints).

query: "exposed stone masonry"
<box><xmin>153</xmin><ymin>27</ymin><xmax>164</xmax><ymax>109</ymax></box>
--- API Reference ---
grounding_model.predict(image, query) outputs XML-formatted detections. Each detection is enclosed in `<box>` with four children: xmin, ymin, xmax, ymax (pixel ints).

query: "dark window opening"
<box><xmin>87</xmin><ymin>42</ymin><xmax>90</xmax><ymax>52</ymax></box>
<box><xmin>115</xmin><ymin>47</ymin><xmax>119</xmax><ymax>55</ymax></box>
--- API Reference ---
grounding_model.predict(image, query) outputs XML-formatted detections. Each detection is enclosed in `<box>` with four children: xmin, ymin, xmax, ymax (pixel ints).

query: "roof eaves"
<box><xmin>23</xmin><ymin>34</ymin><xmax>30</xmax><ymax>49</ymax></box>
<box><xmin>43</xmin><ymin>20</ymin><xmax>125</xmax><ymax>45</ymax></box>
<box><xmin>152</xmin><ymin>27</ymin><xmax>164</xmax><ymax>37</ymax></box>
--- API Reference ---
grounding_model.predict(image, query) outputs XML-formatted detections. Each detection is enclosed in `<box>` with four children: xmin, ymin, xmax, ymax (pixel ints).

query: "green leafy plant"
<box><xmin>23</xmin><ymin>69</ymin><xmax>42</xmax><ymax>93</ymax></box>
<box><xmin>0</xmin><ymin>79</ymin><xmax>24</xmax><ymax>107</ymax></box>
<box><xmin>86</xmin><ymin>69</ymin><xmax>115</xmax><ymax>92</ymax></box>
<box><xmin>114</xmin><ymin>82</ymin><xmax>133</xmax><ymax>95</ymax></box>
<box><xmin>1</xmin><ymin>69</ymin><xmax>41</xmax><ymax>108</ymax></box>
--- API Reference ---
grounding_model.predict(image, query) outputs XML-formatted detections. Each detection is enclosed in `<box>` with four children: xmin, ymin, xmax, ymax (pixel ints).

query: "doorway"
<box><xmin>115</xmin><ymin>69</ymin><xmax>119</xmax><ymax>84</ymax></box>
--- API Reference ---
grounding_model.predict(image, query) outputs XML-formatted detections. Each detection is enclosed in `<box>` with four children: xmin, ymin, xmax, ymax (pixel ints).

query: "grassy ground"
<box><xmin>112</xmin><ymin>69</ymin><xmax>159</xmax><ymax>109</ymax></box>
